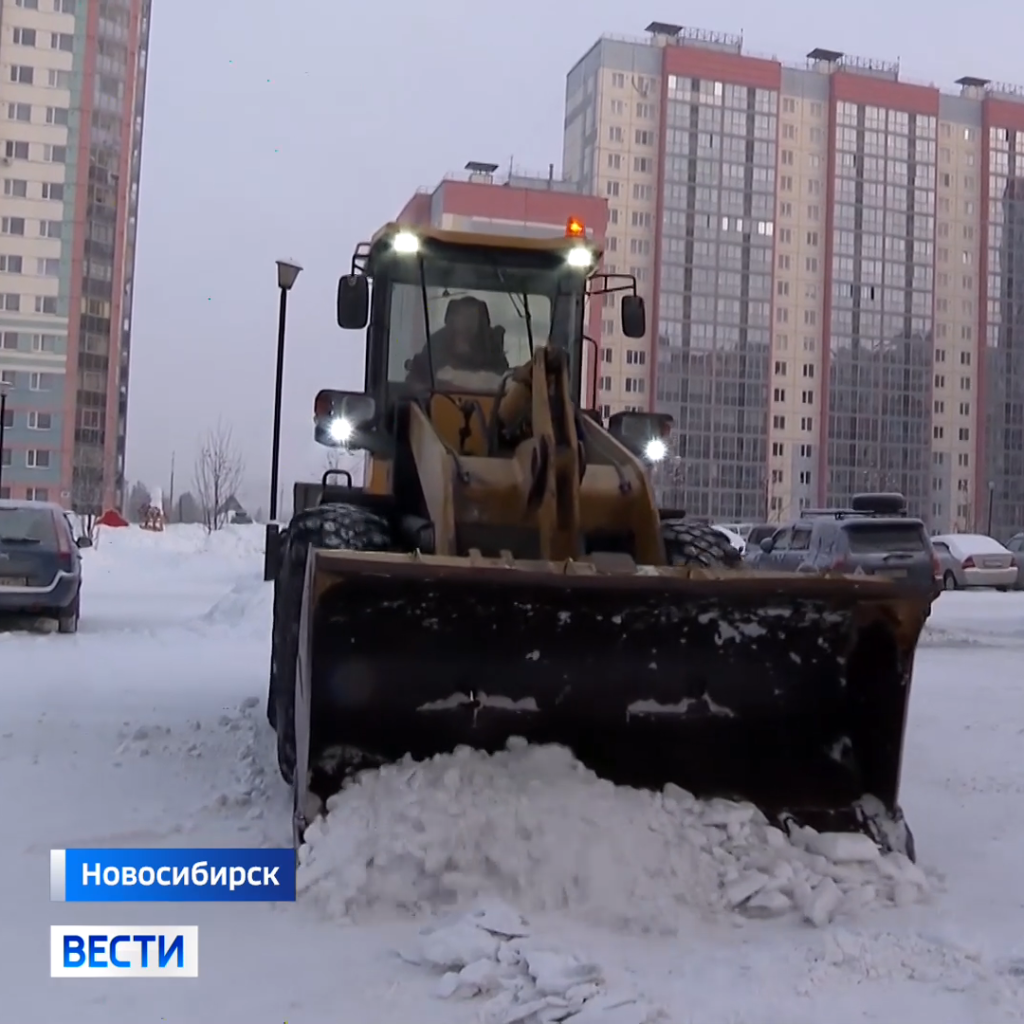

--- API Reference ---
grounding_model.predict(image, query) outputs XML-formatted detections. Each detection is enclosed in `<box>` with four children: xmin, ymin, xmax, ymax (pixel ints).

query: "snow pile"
<box><xmin>297</xmin><ymin>740</ymin><xmax>932</xmax><ymax>932</ymax></box>
<box><xmin>89</xmin><ymin>522</ymin><xmax>265</xmax><ymax>563</ymax></box>
<box><xmin>202</xmin><ymin>576</ymin><xmax>273</xmax><ymax>638</ymax></box>
<box><xmin>400</xmin><ymin>902</ymin><xmax>663</xmax><ymax>1024</ymax></box>
<box><xmin>922</xmin><ymin>591</ymin><xmax>1024</xmax><ymax>648</ymax></box>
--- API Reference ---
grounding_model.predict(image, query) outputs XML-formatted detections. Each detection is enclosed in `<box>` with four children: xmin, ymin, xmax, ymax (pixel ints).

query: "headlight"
<box><xmin>567</xmin><ymin>246</ymin><xmax>593</xmax><ymax>268</ymax></box>
<box><xmin>644</xmin><ymin>438</ymin><xmax>667</xmax><ymax>462</ymax></box>
<box><xmin>392</xmin><ymin>231</ymin><xmax>419</xmax><ymax>254</ymax></box>
<box><xmin>328</xmin><ymin>417</ymin><xmax>353</xmax><ymax>443</ymax></box>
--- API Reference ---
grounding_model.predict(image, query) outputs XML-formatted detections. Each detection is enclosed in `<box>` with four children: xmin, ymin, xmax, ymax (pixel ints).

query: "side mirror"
<box><xmin>607</xmin><ymin>411</ymin><xmax>673</xmax><ymax>462</ymax></box>
<box><xmin>313</xmin><ymin>389</ymin><xmax>376</xmax><ymax>447</ymax></box>
<box><xmin>76</xmin><ymin>535</ymin><xmax>93</xmax><ymax>549</ymax></box>
<box><xmin>621</xmin><ymin>294</ymin><xmax>646</xmax><ymax>339</ymax></box>
<box><xmin>337</xmin><ymin>274</ymin><xmax>369</xmax><ymax>329</ymax></box>
<box><xmin>759</xmin><ymin>537</ymin><xmax>774</xmax><ymax>554</ymax></box>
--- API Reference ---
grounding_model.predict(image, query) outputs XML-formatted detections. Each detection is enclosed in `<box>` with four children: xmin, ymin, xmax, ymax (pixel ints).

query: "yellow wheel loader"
<box><xmin>267</xmin><ymin>220</ymin><xmax>932</xmax><ymax>859</ymax></box>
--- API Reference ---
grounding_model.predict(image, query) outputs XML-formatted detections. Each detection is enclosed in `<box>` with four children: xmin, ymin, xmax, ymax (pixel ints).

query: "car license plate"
<box><xmin>0</xmin><ymin>577</ymin><xmax>28</xmax><ymax>587</ymax></box>
<box><xmin>983</xmin><ymin>558</ymin><xmax>1004</xmax><ymax>568</ymax></box>
<box><xmin>880</xmin><ymin>569</ymin><xmax>907</xmax><ymax>578</ymax></box>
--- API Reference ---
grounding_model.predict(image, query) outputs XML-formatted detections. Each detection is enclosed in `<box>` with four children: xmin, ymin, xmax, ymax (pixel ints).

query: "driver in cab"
<box><xmin>405</xmin><ymin>296</ymin><xmax>509</xmax><ymax>385</ymax></box>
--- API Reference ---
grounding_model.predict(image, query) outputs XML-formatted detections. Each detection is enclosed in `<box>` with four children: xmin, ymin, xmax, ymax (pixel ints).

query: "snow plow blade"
<box><xmin>293</xmin><ymin>550</ymin><xmax>930</xmax><ymax>856</ymax></box>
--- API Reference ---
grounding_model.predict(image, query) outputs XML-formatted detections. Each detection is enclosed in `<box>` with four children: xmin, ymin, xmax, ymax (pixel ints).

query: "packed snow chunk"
<box><xmin>297</xmin><ymin>741</ymin><xmax>932</xmax><ymax>931</ymax></box>
<box><xmin>806</xmin><ymin>831</ymin><xmax>882</xmax><ymax>863</ymax></box>
<box><xmin>412</xmin><ymin>920</ymin><xmax>501</xmax><ymax>970</ymax></box>
<box><xmin>407</xmin><ymin>905</ymin><xmax>664</xmax><ymax>1024</ymax></box>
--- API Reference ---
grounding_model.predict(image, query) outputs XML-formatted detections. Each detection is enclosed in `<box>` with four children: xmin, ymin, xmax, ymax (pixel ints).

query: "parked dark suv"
<box><xmin>0</xmin><ymin>499</ymin><xmax>91</xmax><ymax>633</ymax></box>
<box><xmin>745</xmin><ymin>493</ymin><xmax>938</xmax><ymax>595</ymax></box>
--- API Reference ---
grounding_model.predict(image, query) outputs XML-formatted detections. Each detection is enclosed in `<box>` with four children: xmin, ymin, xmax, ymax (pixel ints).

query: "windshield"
<box><xmin>382</xmin><ymin>252</ymin><xmax>586</xmax><ymax>394</ymax></box>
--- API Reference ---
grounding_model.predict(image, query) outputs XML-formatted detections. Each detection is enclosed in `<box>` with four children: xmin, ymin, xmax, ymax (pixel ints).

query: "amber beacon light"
<box><xmin>565</xmin><ymin>216</ymin><xmax>585</xmax><ymax>238</ymax></box>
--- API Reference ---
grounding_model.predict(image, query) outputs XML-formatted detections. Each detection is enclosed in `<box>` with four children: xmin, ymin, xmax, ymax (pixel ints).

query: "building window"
<box><xmin>4</xmin><ymin>141</ymin><xmax>29</xmax><ymax>160</ymax></box>
<box><xmin>51</xmin><ymin>32</ymin><xmax>74</xmax><ymax>52</ymax></box>
<box><xmin>0</xmin><ymin>332</ymin><xmax>17</xmax><ymax>350</ymax></box>
<box><xmin>34</xmin><ymin>296</ymin><xmax>57</xmax><ymax>314</ymax></box>
<box><xmin>625</xmin><ymin>350</ymin><xmax>645</xmax><ymax>365</ymax></box>
<box><xmin>0</xmin><ymin>255</ymin><xmax>23</xmax><ymax>274</ymax></box>
<box><xmin>634</xmin><ymin>130</ymin><xmax>654</xmax><ymax>146</ymax></box>
<box><xmin>9</xmin><ymin>66</ymin><xmax>34</xmax><ymax>85</ymax></box>
<box><xmin>47</xmin><ymin>69</ymin><xmax>72</xmax><ymax>89</ymax></box>
<box><xmin>800</xmin><ymin>417</ymin><xmax>813</xmax><ymax>431</ymax></box>
<box><xmin>0</xmin><ymin>294</ymin><xmax>20</xmax><ymax>311</ymax></box>
<box><xmin>633</xmin><ymin>156</ymin><xmax>651</xmax><ymax>173</ymax></box>
<box><xmin>45</xmin><ymin>106</ymin><xmax>69</xmax><ymax>126</ymax></box>
<box><xmin>27</xmin><ymin>411</ymin><xmax>52</xmax><ymax>430</ymax></box>
<box><xmin>6</xmin><ymin>102</ymin><xmax>32</xmax><ymax>122</ymax></box>
<box><xmin>623</xmin><ymin>377</ymin><xmax>645</xmax><ymax>394</ymax></box>
<box><xmin>773</xmin><ymin>415</ymin><xmax>785</xmax><ymax>429</ymax></box>
<box><xmin>607</xmin><ymin>153</ymin><xmax>620</xmax><ymax>170</ymax></box>
<box><xmin>36</xmin><ymin>258</ymin><xmax>60</xmax><ymax>276</ymax></box>
<box><xmin>42</xmin><ymin>145</ymin><xmax>66</xmax><ymax>164</ymax></box>
<box><xmin>608</xmin><ymin>126</ymin><xmax>622</xmax><ymax>143</ymax></box>
<box><xmin>39</xmin><ymin>220</ymin><xmax>62</xmax><ymax>238</ymax></box>
<box><xmin>605</xmin><ymin>181</ymin><xmax>619</xmax><ymax>197</ymax></box>
<box><xmin>26</xmin><ymin>449</ymin><xmax>51</xmax><ymax>468</ymax></box>
<box><xmin>26</xmin><ymin>487</ymin><xmax>49</xmax><ymax>501</ymax></box>
<box><xmin>3</xmin><ymin>179</ymin><xmax>27</xmax><ymax>198</ymax></box>
<box><xmin>29</xmin><ymin>372</ymin><xmax>50</xmax><ymax>391</ymax></box>
<box><xmin>612</xmin><ymin>73</ymin><xmax>624</xmax><ymax>88</ymax></box>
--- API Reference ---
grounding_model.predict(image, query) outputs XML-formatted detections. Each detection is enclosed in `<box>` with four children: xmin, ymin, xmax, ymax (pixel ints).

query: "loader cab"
<box><xmin>329</xmin><ymin>222</ymin><xmax>646</xmax><ymax>453</ymax></box>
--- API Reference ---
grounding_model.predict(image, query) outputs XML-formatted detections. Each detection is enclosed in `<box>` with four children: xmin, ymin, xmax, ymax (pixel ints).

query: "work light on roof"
<box><xmin>392</xmin><ymin>231</ymin><xmax>419</xmax><ymax>254</ymax></box>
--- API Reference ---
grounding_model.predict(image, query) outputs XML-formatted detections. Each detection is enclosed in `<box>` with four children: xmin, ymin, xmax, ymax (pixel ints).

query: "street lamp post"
<box><xmin>987</xmin><ymin>479</ymin><xmax>996</xmax><ymax>536</ymax></box>
<box><xmin>264</xmin><ymin>259</ymin><xmax>302</xmax><ymax>581</ymax></box>
<box><xmin>0</xmin><ymin>380</ymin><xmax>11</xmax><ymax>497</ymax></box>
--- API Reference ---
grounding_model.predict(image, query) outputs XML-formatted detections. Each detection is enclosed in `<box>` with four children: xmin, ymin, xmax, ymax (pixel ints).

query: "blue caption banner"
<box><xmin>50</xmin><ymin>848</ymin><xmax>296</xmax><ymax>903</ymax></box>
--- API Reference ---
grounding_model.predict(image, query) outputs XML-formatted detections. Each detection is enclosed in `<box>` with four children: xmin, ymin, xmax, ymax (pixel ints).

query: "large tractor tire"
<box><xmin>661</xmin><ymin>518</ymin><xmax>742</xmax><ymax>569</ymax></box>
<box><xmin>268</xmin><ymin>503</ymin><xmax>394</xmax><ymax>784</ymax></box>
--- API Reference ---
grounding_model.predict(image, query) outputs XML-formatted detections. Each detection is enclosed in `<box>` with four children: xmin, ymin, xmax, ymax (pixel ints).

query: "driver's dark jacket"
<box><xmin>406</xmin><ymin>325</ymin><xmax>509</xmax><ymax>384</ymax></box>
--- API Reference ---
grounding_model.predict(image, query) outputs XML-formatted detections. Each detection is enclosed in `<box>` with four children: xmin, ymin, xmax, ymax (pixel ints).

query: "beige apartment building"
<box><xmin>563</xmin><ymin>24</ymin><xmax>1024</xmax><ymax>537</ymax></box>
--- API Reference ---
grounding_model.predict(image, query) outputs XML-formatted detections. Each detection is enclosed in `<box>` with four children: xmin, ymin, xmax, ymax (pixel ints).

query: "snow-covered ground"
<box><xmin>2</xmin><ymin>525</ymin><xmax>1023</xmax><ymax>1022</ymax></box>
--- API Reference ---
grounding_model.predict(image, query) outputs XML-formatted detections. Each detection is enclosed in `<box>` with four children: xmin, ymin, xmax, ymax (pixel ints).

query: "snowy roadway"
<box><xmin>2</xmin><ymin>525</ymin><xmax>1023</xmax><ymax>1022</ymax></box>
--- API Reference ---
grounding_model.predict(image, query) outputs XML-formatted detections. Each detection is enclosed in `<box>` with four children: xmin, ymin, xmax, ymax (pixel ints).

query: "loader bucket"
<box><xmin>292</xmin><ymin>550</ymin><xmax>930</xmax><ymax>855</ymax></box>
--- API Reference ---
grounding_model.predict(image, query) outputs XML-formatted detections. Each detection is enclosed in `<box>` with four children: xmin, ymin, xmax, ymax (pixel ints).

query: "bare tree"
<box><xmin>126</xmin><ymin>480</ymin><xmax>151</xmax><ymax>522</ymax></box>
<box><xmin>193</xmin><ymin>420</ymin><xmax>245</xmax><ymax>534</ymax></box>
<box><xmin>71</xmin><ymin>463</ymin><xmax>105</xmax><ymax>534</ymax></box>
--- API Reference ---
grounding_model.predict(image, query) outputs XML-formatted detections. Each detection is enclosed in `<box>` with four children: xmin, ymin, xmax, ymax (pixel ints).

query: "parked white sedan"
<box><xmin>931</xmin><ymin>533</ymin><xmax>1019</xmax><ymax>591</ymax></box>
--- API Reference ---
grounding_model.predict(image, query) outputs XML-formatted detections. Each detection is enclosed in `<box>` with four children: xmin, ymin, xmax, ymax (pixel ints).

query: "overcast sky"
<box><xmin>127</xmin><ymin>0</ymin><xmax>1024</xmax><ymax>512</ymax></box>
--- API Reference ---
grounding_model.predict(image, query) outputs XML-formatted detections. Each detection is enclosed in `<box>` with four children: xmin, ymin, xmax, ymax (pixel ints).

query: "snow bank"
<box><xmin>201</xmin><ymin>576</ymin><xmax>273</xmax><ymax>638</ymax></box>
<box><xmin>401</xmin><ymin>902</ymin><xmax>662</xmax><ymax>1024</ymax></box>
<box><xmin>89</xmin><ymin>523</ymin><xmax>265</xmax><ymax>562</ymax></box>
<box><xmin>923</xmin><ymin>591</ymin><xmax>1024</xmax><ymax>647</ymax></box>
<box><xmin>298</xmin><ymin>740</ymin><xmax>932</xmax><ymax>933</ymax></box>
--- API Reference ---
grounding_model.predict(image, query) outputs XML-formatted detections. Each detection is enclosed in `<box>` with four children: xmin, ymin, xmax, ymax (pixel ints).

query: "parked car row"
<box><xmin>730</xmin><ymin>494</ymin><xmax>1022</xmax><ymax>593</ymax></box>
<box><xmin>0</xmin><ymin>498</ymin><xmax>91</xmax><ymax>633</ymax></box>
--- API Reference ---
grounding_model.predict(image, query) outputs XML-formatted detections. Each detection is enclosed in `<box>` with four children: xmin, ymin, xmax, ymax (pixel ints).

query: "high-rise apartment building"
<box><xmin>398</xmin><ymin>162</ymin><xmax>608</xmax><ymax>405</ymax></box>
<box><xmin>0</xmin><ymin>0</ymin><xmax>151</xmax><ymax>512</ymax></box>
<box><xmin>563</xmin><ymin>24</ymin><xmax>1024</xmax><ymax>536</ymax></box>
